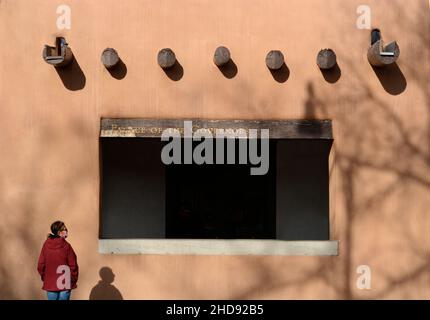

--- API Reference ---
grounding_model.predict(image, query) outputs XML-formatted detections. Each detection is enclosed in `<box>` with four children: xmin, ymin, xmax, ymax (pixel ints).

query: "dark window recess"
<box><xmin>276</xmin><ymin>140</ymin><xmax>331</xmax><ymax>240</ymax></box>
<box><xmin>100</xmin><ymin>138</ymin><xmax>166</xmax><ymax>239</ymax></box>
<box><xmin>165</xmin><ymin>139</ymin><xmax>277</xmax><ymax>239</ymax></box>
<box><xmin>100</xmin><ymin>138</ymin><xmax>331</xmax><ymax>240</ymax></box>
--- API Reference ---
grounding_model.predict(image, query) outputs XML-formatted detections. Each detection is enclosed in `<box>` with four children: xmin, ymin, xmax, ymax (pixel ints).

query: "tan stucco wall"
<box><xmin>0</xmin><ymin>0</ymin><xmax>429</xmax><ymax>299</ymax></box>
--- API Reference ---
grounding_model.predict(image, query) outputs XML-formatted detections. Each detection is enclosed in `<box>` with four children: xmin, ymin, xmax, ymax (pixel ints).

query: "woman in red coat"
<box><xmin>37</xmin><ymin>221</ymin><xmax>79</xmax><ymax>300</ymax></box>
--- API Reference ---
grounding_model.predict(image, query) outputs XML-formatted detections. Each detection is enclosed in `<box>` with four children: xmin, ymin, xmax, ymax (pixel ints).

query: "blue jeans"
<box><xmin>47</xmin><ymin>290</ymin><xmax>71</xmax><ymax>300</ymax></box>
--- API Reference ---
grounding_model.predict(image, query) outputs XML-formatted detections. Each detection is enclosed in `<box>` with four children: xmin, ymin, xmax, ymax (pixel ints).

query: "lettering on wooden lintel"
<box><xmin>100</xmin><ymin>118</ymin><xmax>333</xmax><ymax>140</ymax></box>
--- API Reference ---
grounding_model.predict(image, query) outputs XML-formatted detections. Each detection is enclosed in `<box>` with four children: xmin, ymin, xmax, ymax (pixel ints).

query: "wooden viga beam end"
<box><xmin>316</xmin><ymin>48</ymin><xmax>337</xmax><ymax>70</ymax></box>
<box><xmin>101</xmin><ymin>48</ymin><xmax>120</xmax><ymax>69</ymax></box>
<box><xmin>213</xmin><ymin>46</ymin><xmax>231</xmax><ymax>67</ymax></box>
<box><xmin>367</xmin><ymin>29</ymin><xmax>400</xmax><ymax>67</ymax></box>
<box><xmin>265</xmin><ymin>50</ymin><xmax>284</xmax><ymax>70</ymax></box>
<box><xmin>157</xmin><ymin>48</ymin><xmax>176</xmax><ymax>69</ymax></box>
<box><xmin>42</xmin><ymin>37</ymin><xmax>73</xmax><ymax>67</ymax></box>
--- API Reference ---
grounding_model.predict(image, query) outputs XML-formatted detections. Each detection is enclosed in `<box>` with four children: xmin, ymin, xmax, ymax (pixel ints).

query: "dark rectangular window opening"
<box><xmin>165</xmin><ymin>139</ymin><xmax>277</xmax><ymax>239</ymax></box>
<box><xmin>100</xmin><ymin>137</ymin><xmax>331</xmax><ymax>241</ymax></box>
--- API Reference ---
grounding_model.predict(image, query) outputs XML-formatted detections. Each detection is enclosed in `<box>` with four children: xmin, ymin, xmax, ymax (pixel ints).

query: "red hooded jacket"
<box><xmin>37</xmin><ymin>237</ymin><xmax>79</xmax><ymax>291</ymax></box>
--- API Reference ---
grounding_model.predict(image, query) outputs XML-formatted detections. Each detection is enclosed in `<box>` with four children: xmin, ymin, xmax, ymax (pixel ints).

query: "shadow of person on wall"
<box><xmin>89</xmin><ymin>267</ymin><xmax>123</xmax><ymax>300</ymax></box>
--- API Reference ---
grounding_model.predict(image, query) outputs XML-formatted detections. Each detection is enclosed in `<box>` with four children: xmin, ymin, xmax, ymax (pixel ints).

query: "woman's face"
<box><xmin>58</xmin><ymin>225</ymin><xmax>68</xmax><ymax>238</ymax></box>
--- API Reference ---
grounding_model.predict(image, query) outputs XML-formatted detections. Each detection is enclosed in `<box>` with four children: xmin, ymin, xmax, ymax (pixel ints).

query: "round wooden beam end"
<box><xmin>317</xmin><ymin>49</ymin><xmax>337</xmax><ymax>69</ymax></box>
<box><xmin>157</xmin><ymin>48</ymin><xmax>176</xmax><ymax>69</ymax></box>
<box><xmin>266</xmin><ymin>50</ymin><xmax>284</xmax><ymax>70</ymax></box>
<box><xmin>213</xmin><ymin>46</ymin><xmax>231</xmax><ymax>66</ymax></box>
<box><xmin>101</xmin><ymin>48</ymin><xmax>120</xmax><ymax>69</ymax></box>
<box><xmin>367</xmin><ymin>40</ymin><xmax>400</xmax><ymax>67</ymax></box>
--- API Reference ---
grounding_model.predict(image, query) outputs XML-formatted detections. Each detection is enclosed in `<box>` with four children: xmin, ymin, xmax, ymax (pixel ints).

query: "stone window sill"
<box><xmin>99</xmin><ymin>239</ymin><xmax>339</xmax><ymax>256</ymax></box>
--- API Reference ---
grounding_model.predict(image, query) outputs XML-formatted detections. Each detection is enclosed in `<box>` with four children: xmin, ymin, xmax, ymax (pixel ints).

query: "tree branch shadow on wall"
<box><xmin>231</xmin><ymin>73</ymin><xmax>429</xmax><ymax>299</ymax></box>
<box><xmin>1</xmin><ymin>0</ymin><xmax>428</xmax><ymax>301</ymax></box>
<box><xmin>230</xmin><ymin>1</ymin><xmax>430</xmax><ymax>299</ymax></box>
<box><xmin>89</xmin><ymin>267</ymin><xmax>123</xmax><ymax>300</ymax></box>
